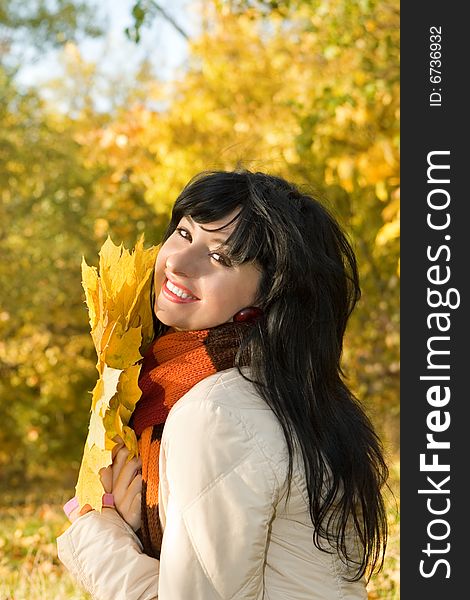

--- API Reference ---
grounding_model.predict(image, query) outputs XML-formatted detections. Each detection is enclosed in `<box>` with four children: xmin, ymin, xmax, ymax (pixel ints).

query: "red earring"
<box><xmin>233</xmin><ymin>306</ymin><xmax>263</xmax><ymax>324</ymax></box>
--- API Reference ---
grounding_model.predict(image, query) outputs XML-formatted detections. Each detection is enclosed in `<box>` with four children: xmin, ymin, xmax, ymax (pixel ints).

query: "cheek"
<box><xmin>208</xmin><ymin>269</ymin><xmax>261</xmax><ymax>311</ymax></box>
<box><xmin>240</xmin><ymin>267</ymin><xmax>262</xmax><ymax>305</ymax></box>
<box><xmin>154</xmin><ymin>246</ymin><xmax>169</xmax><ymax>279</ymax></box>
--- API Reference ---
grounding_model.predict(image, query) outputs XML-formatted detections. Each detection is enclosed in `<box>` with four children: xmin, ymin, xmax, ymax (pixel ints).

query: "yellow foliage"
<box><xmin>75</xmin><ymin>237</ymin><xmax>158</xmax><ymax>511</ymax></box>
<box><xmin>375</xmin><ymin>218</ymin><xmax>400</xmax><ymax>247</ymax></box>
<box><xmin>376</xmin><ymin>189</ymin><xmax>400</xmax><ymax>247</ymax></box>
<box><xmin>78</xmin><ymin>2</ymin><xmax>399</xmax><ymax>222</ymax></box>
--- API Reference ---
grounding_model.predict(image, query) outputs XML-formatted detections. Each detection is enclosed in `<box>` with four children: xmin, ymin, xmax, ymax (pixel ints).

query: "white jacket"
<box><xmin>57</xmin><ymin>368</ymin><xmax>367</xmax><ymax>600</ymax></box>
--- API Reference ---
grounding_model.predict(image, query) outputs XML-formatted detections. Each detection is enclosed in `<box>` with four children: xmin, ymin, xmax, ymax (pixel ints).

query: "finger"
<box><xmin>111</xmin><ymin>438</ymin><xmax>125</xmax><ymax>460</ymax></box>
<box><xmin>98</xmin><ymin>442</ymin><xmax>126</xmax><ymax>492</ymax></box>
<box><xmin>114</xmin><ymin>458</ymin><xmax>142</xmax><ymax>497</ymax></box>
<box><xmin>118</xmin><ymin>472</ymin><xmax>142</xmax><ymax>518</ymax></box>
<box><xmin>114</xmin><ymin>445</ymin><xmax>130</xmax><ymax>466</ymax></box>
<box><xmin>99</xmin><ymin>465</ymin><xmax>113</xmax><ymax>493</ymax></box>
<box><xmin>112</xmin><ymin>446</ymin><xmax>131</xmax><ymax>486</ymax></box>
<box><xmin>127</xmin><ymin>472</ymin><xmax>143</xmax><ymax>497</ymax></box>
<box><xmin>129</xmin><ymin>493</ymin><xmax>142</xmax><ymax>530</ymax></box>
<box><xmin>76</xmin><ymin>504</ymin><xmax>93</xmax><ymax>519</ymax></box>
<box><xmin>130</xmin><ymin>492</ymin><xmax>142</xmax><ymax>514</ymax></box>
<box><xmin>122</xmin><ymin>492</ymin><xmax>142</xmax><ymax>532</ymax></box>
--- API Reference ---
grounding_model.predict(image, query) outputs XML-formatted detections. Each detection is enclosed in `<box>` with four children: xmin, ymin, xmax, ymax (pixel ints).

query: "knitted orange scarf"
<box><xmin>131</xmin><ymin>322</ymin><xmax>249</xmax><ymax>558</ymax></box>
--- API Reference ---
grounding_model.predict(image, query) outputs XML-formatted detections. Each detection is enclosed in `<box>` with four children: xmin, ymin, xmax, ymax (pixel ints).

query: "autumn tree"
<box><xmin>0</xmin><ymin>0</ymin><xmax>102</xmax><ymax>57</ymax></box>
<box><xmin>0</xmin><ymin>53</ymin><xmax>164</xmax><ymax>483</ymax></box>
<box><xmin>93</xmin><ymin>0</ymin><xmax>400</xmax><ymax>445</ymax></box>
<box><xmin>0</xmin><ymin>0</ymin><xmax>399</xmax><ymax>483</ymax></box>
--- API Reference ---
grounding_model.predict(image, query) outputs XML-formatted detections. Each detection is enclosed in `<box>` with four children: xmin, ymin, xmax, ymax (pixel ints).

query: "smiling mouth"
<box><xmin>162</xmin><ymin>278</ymin><xmax>199</xmax><ymax>303</ymax></box>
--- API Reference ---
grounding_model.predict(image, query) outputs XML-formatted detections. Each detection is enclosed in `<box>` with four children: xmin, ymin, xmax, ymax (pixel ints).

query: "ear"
<box><xmin>232</xmin><ymin>307</ymin><xmax>263</xmax><ymax>324</ymax></box>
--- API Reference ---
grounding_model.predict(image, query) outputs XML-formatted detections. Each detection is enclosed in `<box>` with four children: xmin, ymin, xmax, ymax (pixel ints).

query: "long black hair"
<box><xmin>153</xmin><ymin>169</ymin><xmax>388</xmax><ymax>581</ymax></box>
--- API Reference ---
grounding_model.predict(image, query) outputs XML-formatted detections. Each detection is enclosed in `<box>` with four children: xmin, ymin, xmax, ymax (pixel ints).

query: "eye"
<box><xmin>210</xmin><ymin>252</ymin><xmax>232</xmax><ymax>267</ymax></box>
<box><xmin>176</xmin><ymin>227</ymin><xmax>191</xmax><ymax>241</ymax></box>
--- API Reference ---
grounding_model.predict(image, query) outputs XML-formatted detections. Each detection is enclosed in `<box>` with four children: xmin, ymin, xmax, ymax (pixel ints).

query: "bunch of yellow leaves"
<box><xmin>75</xmin><ymin>236</ymin><xmax>159</xmax><ymax>512</ymax></box>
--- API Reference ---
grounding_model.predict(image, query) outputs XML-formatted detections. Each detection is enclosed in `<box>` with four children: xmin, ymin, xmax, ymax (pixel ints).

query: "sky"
<box><xmin>14</xmin><ymin>0</ymin><xmax>197</xmax><ymax>99</ymax></box>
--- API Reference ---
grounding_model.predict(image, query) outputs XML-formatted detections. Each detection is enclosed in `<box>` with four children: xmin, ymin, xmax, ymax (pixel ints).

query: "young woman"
<box><xmin>58</xmin><ymin>170</ymin><xmax>388</xmax><ymax>600</ymax></box>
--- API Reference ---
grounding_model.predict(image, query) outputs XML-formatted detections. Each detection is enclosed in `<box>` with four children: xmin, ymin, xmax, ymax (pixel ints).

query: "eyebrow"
<box><xmin>185</xmin><ymin>215</ymin><xmax>231</xmax><ymax>246</ymax></box>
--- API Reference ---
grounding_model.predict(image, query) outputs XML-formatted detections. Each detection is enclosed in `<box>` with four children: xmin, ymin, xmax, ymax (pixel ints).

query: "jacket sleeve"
<box><xmin>57</xmin><ymin>508</ymin><xmax>159</xmax><ymax>600</ymax></box>
<box><xmin>157</xmin><ymin>394</ymin><xmax>278</xmax><ymax>600</ymax></box>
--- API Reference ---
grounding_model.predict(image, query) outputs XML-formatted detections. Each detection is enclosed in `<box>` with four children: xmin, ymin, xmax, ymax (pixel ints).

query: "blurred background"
<box><xmin>0</xmin><ymin>1</ymin><xmax>399</xmax><ymax>597</ymax></box>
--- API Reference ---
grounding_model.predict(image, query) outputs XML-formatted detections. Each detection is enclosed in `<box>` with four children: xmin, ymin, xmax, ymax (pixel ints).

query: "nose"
<box><xmin>165</xmin><ymin>245</ymin><xmax>200</xmax><ymax>278</ymax></box>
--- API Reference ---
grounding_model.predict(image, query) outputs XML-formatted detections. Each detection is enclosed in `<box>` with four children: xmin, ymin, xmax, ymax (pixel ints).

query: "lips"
<box><xmin>161</xmin><ymin>277</ymin><xmax>199</xmax><ymax>304</ymax></box>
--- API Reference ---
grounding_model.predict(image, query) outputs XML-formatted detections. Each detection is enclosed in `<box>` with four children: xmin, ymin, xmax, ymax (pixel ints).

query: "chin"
<box><xmin>156</xmin><ymin>313</ymin><xmax>188</xmax><ymax>331</ymax></box>
<box><xmin>155</xmin><ymin>308</ymin><xmax>230</xmax><ymax>332</ymax></box>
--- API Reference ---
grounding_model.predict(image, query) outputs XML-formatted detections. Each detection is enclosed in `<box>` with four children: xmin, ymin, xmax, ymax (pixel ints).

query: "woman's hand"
<box><xmin>102</xmin><ymin>443</ymin><xmax>143</xmax><ymax>532</ymax></box>
<box><xmin>66</xmin><ymin>440</ymin><xmax>142</xmax><ymax>532</ymax></box>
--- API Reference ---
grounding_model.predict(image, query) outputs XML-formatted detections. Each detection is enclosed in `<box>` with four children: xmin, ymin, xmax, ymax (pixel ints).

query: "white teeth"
<box><xmin>166</xmin><ymin>280</ymin><xmax>195</xmax><ymax>299</ymax></box>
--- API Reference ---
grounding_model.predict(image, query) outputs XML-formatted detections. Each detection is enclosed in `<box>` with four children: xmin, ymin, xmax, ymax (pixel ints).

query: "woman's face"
<box><xmin>153</xmin><ymin>209</ymin><xmax>262</xmax><ymax>331</ymax></box>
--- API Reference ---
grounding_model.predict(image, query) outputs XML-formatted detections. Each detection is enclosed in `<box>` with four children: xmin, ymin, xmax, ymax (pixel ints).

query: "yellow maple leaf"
<box><xmin>117</xmin><ymin>364</ymin><xmax>144</xmax><ymax>412</ymax></box>
<box><xmin>104</xmin><ymin>324</ymin><xmax>143</xmax><ymax>370</ymax></box>
<box><xmin>89</xmin><ymin>364</ymin><xmax>122</xmax><ymax>417</ymax></box>
<box><xmin>75</xmin><ymin>236</ymin><xmax>158</xmax><ymax>511</ymax></box>
<box><xmin>81</xmin><ymin>259</ymin><xmax>100</xmax><ymax>331</ymax></box>
<box><xmin>75</xmin><ymin>443</ymin><xmax>113</xmax><ymax>512</ymax></box>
